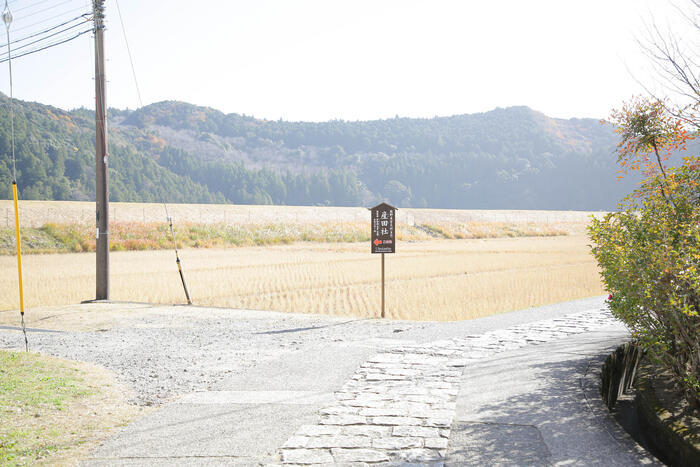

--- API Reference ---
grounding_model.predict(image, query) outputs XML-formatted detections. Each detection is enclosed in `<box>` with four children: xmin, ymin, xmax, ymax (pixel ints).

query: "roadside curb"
<box><xmin>636</xmin><ymin>360</ymin><xmax>700</xmax><ymax>466</ymax></box>
<box><xmin>580</xmin><ymin>349</ymin><xmax>661</xmax><ymax>464</ymax></box>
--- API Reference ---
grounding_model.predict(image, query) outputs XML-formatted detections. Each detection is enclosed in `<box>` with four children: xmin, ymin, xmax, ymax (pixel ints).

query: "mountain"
<box><xmin>0</xmin><ymin>96</ymin><xmax>640</xmax><ymax>209</ymax></box>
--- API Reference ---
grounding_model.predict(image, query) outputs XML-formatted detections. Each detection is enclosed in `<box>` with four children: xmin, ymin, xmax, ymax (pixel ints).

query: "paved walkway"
<box><xmin>80</xmin><ymin>298</ymin><xmax>659</xmax><ymax>466</ymax></box>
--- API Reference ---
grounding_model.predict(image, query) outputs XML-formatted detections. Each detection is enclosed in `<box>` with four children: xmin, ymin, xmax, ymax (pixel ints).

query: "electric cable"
<box><xmin>0</xmin><ymin>16</ymin><xmax>89</xmax><ymax>56</ymax></box>
<box><xmin>114</xmin><ymin>0</ymin><xmax>141</xmax><ymax>108</ymax></box>
<box><xmin>0</xmin><ymin>12</ymin><xmax>88</xmax><ymax>48</ymax></box>
<box><xmin>0</xmin><ymin>26</ymin><xmax>90</xmax><ymax>63</ymax></box>
<box><xmin>114</xmin><ymin>0</ymin><xmax>193</xmax><ymax>304</ymax></box>
<box><xmin>11</xmin><ymin>5</ymin><xmax>91</xmax><ymax>34</ymax></box>
<box><xmin>9</xmin><ymin>0</ymin><xmax>73</xmax><ymax>22</ymax></box>
<box><xmin>12</xmin><ymin>0</ymin><xmax>54</xmax><ymax>14</ymax></box>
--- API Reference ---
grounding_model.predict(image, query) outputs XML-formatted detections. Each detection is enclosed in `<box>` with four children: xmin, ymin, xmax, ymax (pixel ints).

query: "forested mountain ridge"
<box><xmin>0</xmin><ymin>95</ymin><xmax>639</xmax><ymax>209</ymax></box>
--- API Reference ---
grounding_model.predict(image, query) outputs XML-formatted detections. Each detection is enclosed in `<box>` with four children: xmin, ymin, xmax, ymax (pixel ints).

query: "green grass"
<box><xmin>0</xmin><ymin>221</ymin><xmax>372</xmax><ymax>254</ymax></box>
<box><xmin>0</xmin><ymin>219</ymin><xmax>571</xmax><ymax>255</ymax></box>
<box><xmin>0</xmin><ymin>350</ymin><xmax>93</xmax><ymax>466</ymax></box>
<box><xmin>0</xmin><ymin>227</ymin><xmax>66</xmax><ymax>253</ymax></box>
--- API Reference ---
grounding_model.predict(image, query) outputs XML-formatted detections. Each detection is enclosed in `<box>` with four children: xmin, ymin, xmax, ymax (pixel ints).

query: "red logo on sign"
<box><xmin>373</xmin><ymin>239</ymin><xmax>382</xmax><ymax>246</ymax></box>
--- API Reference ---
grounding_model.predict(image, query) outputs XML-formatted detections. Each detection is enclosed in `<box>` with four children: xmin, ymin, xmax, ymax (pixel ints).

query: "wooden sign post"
<box><xmin>370</xmin><ymin>203</ymin><xmax>397</xmax><ymax>318</ymax></box>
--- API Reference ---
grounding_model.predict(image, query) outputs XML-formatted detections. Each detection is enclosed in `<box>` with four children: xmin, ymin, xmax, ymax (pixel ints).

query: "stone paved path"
<box><xmin>278</xmin><ymin>308</ymin><xmax>618</xmax><ymax>465</ymax></box>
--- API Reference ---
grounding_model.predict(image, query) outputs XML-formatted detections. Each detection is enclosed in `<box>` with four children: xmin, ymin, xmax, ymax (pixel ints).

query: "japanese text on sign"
<box><xmin>371</xmin><ymin>203</ymin><xmax>396</xmax><ymax>254</ymax></box>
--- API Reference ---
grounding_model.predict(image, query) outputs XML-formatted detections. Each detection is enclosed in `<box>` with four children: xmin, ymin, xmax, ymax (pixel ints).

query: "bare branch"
<box><xmin>641</xmin><ymin>18</ymin><xmax>700</xmax><ymax>98</ymax></box>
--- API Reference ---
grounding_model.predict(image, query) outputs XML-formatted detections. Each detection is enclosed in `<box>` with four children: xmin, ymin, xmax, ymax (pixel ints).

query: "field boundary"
<box><xmin>0</xmin><ymin>200</ymin><xmax>606</xmax><ymax>228</ymax></box>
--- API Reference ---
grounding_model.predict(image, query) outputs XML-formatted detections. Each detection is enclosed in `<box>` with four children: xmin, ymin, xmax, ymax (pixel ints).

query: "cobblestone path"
<box><xmin>278</xmin><ymin>308</ymin><xmax>619</xmax><ymax>465</ymax></box>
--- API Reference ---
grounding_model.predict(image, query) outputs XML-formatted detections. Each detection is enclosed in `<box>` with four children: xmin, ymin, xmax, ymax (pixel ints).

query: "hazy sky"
<box><xmin>0</xmin><ymin>0</ymin><xmax>694</xmax><ymax>121</ymax></box>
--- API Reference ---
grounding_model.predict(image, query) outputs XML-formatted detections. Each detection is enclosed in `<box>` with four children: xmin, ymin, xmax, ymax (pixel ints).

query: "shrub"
<box><xmin>590</xmin><ymin>167</ymin><xmax>699</xmax><ymax>406</ymax></box>
<box><xmin>589</xmin><ymin>97</ymin><xmax>699</xmax><ymax>407</ymax></box>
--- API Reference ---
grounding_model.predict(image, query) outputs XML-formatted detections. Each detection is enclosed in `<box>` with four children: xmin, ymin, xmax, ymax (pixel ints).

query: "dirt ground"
<box><xmin>0</xmin><ymin>302</ymin><xmax>157</xmax><ymax>333</ymax></box>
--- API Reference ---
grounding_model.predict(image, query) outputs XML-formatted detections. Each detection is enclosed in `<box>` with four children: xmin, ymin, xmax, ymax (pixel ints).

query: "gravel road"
<box><xmin>3</xmin><ymin>296</ymin><xmax>656</xmax><ymax>466</ymax></box>
<box><xmin>1</xmin><ymin>305</ymin><xmax>428</xmax><ymax>406</ymax></box>
<box><xmin>0</xmin><ymin>297</ymin><xmax>609</xmax><ymax>407</ymax></box>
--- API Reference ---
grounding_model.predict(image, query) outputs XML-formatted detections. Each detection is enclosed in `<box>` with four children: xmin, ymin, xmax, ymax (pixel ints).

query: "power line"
<box><xmin>0</xmin><ymin>2</ymin><xmax>92</xmax><ymax>59</ymax></box>
<box><xmin>7</xmin><ymin>0</ymin><xmax>48</xmax><ymax>8</ymax></box>
<box><xmin>115</xmin><ymin>0</ymin><xmax>142</xmax><ymax>108</ymax></box>
<box><xmin>0</xmin><ymin>12</ymin><xmax>88</xmax><ymax>48</ymax></box>
<box><xmin>0</xmin><ymin>26</ymin><xmax>90</xmax><ymax>63</ymax></box>
<box><xmin>112</xmin><ymin>1</ymin><xmax>191</xmax><ymax>303</ymax></box>
<box><xmin>0</xmin><ymin>15</ymin><xmax>88</xmax><ymax>55</ymax></box>
<box><xmin>9</xmin><ymin>0</ymin><xmax>74</xmax><ymax>22</ymax></box>
<box><xmin>12</xmin><ymin>0</ymin><xmax>54</xmax><ymax>14</ymax></box>
<box><xmin>11</xmin><ymin>5</ymin><xmax>90</xmax><ymax>34</ymax></box>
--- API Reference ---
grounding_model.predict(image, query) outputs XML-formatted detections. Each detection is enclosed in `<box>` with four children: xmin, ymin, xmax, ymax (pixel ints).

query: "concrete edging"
<box><xmin>636</xmin><ymin>360</ymin><xmax>700</xmax><ymax>466</ymax></box>
<box><xmin>580</xmin><ymin>349</ymin><xmax>660</xmax><ymax>463</ymax></box>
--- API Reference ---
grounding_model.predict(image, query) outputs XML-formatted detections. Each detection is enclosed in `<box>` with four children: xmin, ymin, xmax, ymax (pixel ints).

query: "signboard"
<box><xmin>371</xmin><ymin>202</ymin><xmax>396</xmax><ymax>254</ymax></box>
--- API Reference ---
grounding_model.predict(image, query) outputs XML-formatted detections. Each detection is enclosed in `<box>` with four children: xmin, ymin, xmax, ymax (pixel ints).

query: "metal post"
<box><xmin>381</xmin><ymin>252</ymin><xmax>385</xmax><ymax>318</ymax></box>
<box><xmin>94</xmin><ymin>0</ymin><xmax>109</xmax><ymax>300</ymax></box>
<box><xmin>165</xmin><ymin>205</ymin><xmax>192</xmax><ymax>305</ymax></box>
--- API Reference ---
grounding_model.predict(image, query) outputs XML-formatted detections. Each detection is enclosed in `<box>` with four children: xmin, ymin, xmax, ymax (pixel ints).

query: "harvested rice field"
<box><xmin>0</xmin><ymin>234</ymin><xmax>605</xmax><ymax>322</ymax></box>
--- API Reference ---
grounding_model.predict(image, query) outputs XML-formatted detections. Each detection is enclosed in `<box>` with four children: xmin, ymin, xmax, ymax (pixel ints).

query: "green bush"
<box><xmin>590</xmin><ymin>166</ymin><xmax>699</xmax><ymax>407</ymax></box>
<box><xmin>589</xmin><ymin>97</ymin><xmax>699</xmax><ymax>407</ymax></box>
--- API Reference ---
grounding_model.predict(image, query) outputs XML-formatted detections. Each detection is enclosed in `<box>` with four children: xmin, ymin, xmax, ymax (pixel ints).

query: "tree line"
<box><xmin>1</xmin><ymin>95</ymin><xmax>643</xmax><ymax>209</ymax></box>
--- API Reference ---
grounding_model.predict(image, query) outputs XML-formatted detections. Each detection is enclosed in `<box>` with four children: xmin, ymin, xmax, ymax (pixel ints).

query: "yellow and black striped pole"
<box><xmin>165</xmin><ymin>204</ymin><xmax>192</xmax><ymax>305</ymax></box>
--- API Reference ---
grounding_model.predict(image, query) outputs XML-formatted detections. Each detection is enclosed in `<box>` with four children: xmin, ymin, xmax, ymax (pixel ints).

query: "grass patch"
<box><xmin>0</xmin><ymin>227</ymin><xmax>67</xmax><ymax>254</ymax></box>
<box><xmin>0</xmin><ymin>350</ymin><xmax>137</xmax><ymax>466</ymax></box>
<box><xmin>0</xmin><ymin>351</ymin><xmax>92</xmax><ymax>410</ymax></box>
<box><xmin>0</xmin><ymin>219</ymin><xmax>570</xmax><ymax>255</ymax></box>
<box><xmin>0</xmin><ymin>350</ymin><xmax>92</xmax><ymax>465</ymax></box>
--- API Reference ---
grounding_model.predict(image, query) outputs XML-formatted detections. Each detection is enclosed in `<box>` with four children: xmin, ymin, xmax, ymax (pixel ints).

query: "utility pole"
<box><xmin>94</xmin><ymin>0</ymin><xmax>109</xmax><ymax>300</ymax></box>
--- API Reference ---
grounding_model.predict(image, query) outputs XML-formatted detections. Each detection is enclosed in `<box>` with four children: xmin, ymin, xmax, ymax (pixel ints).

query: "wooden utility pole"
<box><xmin>94</xmin><ymin>0</ymin><xmax>109</xmax><ymax>300</ymax></box>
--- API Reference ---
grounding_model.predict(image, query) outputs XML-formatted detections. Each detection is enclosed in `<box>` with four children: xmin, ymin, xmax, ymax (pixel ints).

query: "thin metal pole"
<box><xmin>4</xmin><ymin>20</ymin><xmax>14</xmax><ymax>180</ymax></box>
<box><xmin>165</xmin><ymin>204</ymin><xmax>192</xmax><ymax>305</ymax></box>
<box><xmin>381</xmin><ymin>252</ymin><xmax>385</xmax><ymax>318</ymax></box>
<box><xmin>94</xmin><ymin>0</ymin><xmax>109</xmax><ymax>300</ymax></box>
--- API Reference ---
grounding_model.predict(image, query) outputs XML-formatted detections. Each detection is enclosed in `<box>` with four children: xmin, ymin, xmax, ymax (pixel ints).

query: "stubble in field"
<box><xmin>0</xmin><ymin>235</ymin><xmax>604</xmax><ymax>323</ymax></box>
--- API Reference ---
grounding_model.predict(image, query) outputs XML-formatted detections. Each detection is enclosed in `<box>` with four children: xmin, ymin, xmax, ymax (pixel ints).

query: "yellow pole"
<box><xmin>12</xmin><ymin>181</ymin><xmax>23</xmax><ymax>316</ymax></box>
<box><xmin>12</xmin><ymin>181</ymin><xmax>27</xmax><ymax>351</ymax></box>
<box><xmin>5</xmin><ymin>3</ymin><xmax>26</xmax><ymax>350</ymax></box>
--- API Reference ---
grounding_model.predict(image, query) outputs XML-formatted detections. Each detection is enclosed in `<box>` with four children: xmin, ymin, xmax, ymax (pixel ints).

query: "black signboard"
<box><xmin>371</xmin><ymin>202</ymin><xmax>396</xmax><ymax>254</ymax></box>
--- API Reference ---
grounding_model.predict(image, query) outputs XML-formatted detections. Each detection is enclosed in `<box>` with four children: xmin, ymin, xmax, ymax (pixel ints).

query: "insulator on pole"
<box><xmin>2</xmin><ymin>1</ymin><xmax>12</xmax><ymax>27</ymax></box>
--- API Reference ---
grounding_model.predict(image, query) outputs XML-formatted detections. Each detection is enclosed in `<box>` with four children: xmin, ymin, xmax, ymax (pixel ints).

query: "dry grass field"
<box><xmin>0</xmin><ymin>199</ymin><xmax>603</xmax><ymax>229</ymax></box>
<box><xmin>0</xmin><ymin>234</ymin><xmax>605</xmax><ymax>323</ymax></box>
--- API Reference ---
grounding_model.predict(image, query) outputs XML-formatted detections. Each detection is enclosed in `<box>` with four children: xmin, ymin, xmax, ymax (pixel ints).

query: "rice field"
<box><xmin>0</xmin><ymin>200</ymin><xmax>604</xmax><ymax>229</ymax></box>
<box><xmin>0</xmin><ymin>235</ymin><xmax>605</xmax><ymax>322</ymax></box>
